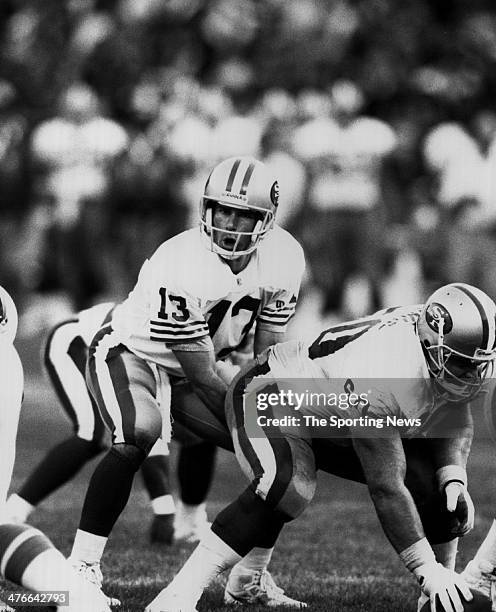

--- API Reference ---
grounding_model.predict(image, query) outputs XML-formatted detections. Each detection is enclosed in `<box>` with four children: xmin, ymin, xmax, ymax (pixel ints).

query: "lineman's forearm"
<box><xmin>369</xmin><ymin>484</ymin><xmax>425</xmax><ymax>554</ymax></box>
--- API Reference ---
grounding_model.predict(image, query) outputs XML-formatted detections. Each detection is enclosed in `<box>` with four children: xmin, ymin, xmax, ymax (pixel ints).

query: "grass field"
<box><xmin>4</xmin><ymin>340</ymin><xmax>496</xmax><ymax>611</ymax></box>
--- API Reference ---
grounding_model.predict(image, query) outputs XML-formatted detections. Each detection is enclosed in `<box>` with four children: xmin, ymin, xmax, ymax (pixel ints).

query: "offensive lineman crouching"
<box><xmin>147</xmin><ymin>283</ymin><xmax>496</xmax><ymax>612</ymax></box>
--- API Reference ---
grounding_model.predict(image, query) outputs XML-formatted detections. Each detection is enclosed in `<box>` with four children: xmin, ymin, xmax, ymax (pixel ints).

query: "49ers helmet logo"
<box><xmin>425</xmin><ymin>302</ymin><xmax>453</xmax><ymax>334</ymax></box>
<box><xmin>270</xmin><ymin>181</ymin><xmax>280</xmax><ymax>207</ymax></box>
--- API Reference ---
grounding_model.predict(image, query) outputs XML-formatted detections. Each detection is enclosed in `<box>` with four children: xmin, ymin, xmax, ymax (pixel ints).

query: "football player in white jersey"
<box><xmin>68</xmin><ymin>157</ymin><xmax>305</xmax><ymax>605</ymax></box>
<box><xmin>0</xmin><ymin>286</ymin><xmax>23</xmax><ymax>612</ymax></box>
<box><xmin>0</xmin><ymin>290</ymin><xmax>111</xmax><ymax>612</ymax></box>
<box><xmin>5</xmin><ymin>302</ymin><xmax>177</xmax><ymax>545</ymax></box>
<box><xmin>146</xmin><ymin>283</ymin><xmax>496</xmax><ymax>612</ymax></box>
<box><xmin>0</xmin><ymin>287</ymin><xmax>22</xmax><ymax>524</ymax></box>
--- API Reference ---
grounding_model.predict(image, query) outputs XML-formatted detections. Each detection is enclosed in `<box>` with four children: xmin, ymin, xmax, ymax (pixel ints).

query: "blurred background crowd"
<box><xmin>2</xmin><ymin>0</ymin><xmax>496</xmax><ymax>336</ymax></box>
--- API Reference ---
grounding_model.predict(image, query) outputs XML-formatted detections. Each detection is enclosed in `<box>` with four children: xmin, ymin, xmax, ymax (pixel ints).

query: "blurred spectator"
<box><xmin>3</xmin><ymin>0</ymin><xmax>496</xmax><ymax>325</ymax></box>
<box><xmin>0</xmin><ymin>80</ymin><xmax>30</xmax><ymax>298</ymax></box>
<box><xmin>260</xmin><ymin>102</ymin><xmax>306</xmax><ymax>231</ymax></box>
<box><xmin>293</xmin><ymin>80</ymin><xmax>397</xmax><ymax>319</ymax></box>
<box><xmin>29</xmin><ymin>82</ymin><xmax>128</xmax><ymax>308</ymax></box>
<box><xmin>422</xmin><ymin>111</ymin><xmax>496</xmax><ymax>300</ymax></box>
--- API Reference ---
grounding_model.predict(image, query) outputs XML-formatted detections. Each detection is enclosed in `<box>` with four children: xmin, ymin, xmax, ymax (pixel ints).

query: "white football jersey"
<box><xmin>267</xmin><ymin>305</ymin><xmax>442</xmax><ymax>436</ymax></box>
<box><xmin>75</xmin><ymin>302</ymin><xmax>116</xmax><ymax>345</ymax></box>
<box><xmin>0</xmin><ymin>286</ymin><xmax>23</xmax><ymax>519</ymax></box>
<box><xmin>111</xmin><ymin>226</ymin><xmax>304</xmax><ymax>375</ymax></box>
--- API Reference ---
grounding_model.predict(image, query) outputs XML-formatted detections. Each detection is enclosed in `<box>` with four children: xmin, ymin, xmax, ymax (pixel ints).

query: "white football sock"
<box><xmin>22</xmin><ymin>549</ymin><xmax>105</xmax><ymax>611</ymax></box>
<box><xmin>70</xmin><ymin>530</ymin><xmax>107</xmax><ymax>565</ymax></box>
<box><xmin>231</xmin><ymin>547</ymin><xmax>274</xmax><ymax>574</ymax></box>
<box><xmin>151</xmin><ymin>494</ymin><xmax>175</xmax><ymax>516</ymax></box>
<box><xmin>166</xmin><ymin>529</ymin><xmax>242</xmax><ymax>605</ymax></box>
<box><xmin>4</xmin><ymin>494</ymin><xmax>34</xmax><ymax>523</ymax></box>
<box><xmin>474</xmin><ymin>519</ymin><xmax>496</xmax><ymax>566</ymax></box>
<box><xmin>432</xmin><ymin>539</ymin><xmax>458</xmax><ymax>571</ymax></box>
<box><xmin>21</xmin><ymin>548</ymin><xmax>74</xmax><ymax>592</ymax></box>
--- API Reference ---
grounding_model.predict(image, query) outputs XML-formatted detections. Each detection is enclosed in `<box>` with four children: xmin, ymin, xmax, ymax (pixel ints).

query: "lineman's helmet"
<box><xmin>418</xmin><ymin>283</ymin><xmax>496</xmax><ymax>402</ymax></box>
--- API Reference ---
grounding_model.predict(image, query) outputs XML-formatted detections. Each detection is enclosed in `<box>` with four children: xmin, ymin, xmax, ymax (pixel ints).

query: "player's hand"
<box><xmin>444</xmin><ymin>481</ymin><xmax>475</xmax><ymax>536</ymax></box>
<box><xmin>415</xmin><ymin>562</ymin><xmax>472</xmax><ymax>612</ymax></box>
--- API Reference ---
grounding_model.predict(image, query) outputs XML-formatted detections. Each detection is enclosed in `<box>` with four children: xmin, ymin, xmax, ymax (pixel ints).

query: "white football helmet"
<box><xmin>0</xmin><ymin>286</ymin><xmax>17</xmax><ymax>344</ymax></box>
<box><xmin>200</xmin><ymin>156</ymin><xmax>279</xmax><ymax>259</ymax></box>
<box><xmin>418</xmin><ymin>283</ymin><xmax>496</xmax><ymax>402</ymax></box>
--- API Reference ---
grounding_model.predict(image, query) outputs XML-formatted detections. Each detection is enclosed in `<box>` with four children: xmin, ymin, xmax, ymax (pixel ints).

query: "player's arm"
<box><xmin>427</xmin><ymin>403</ymin><xmax>473</xmax><ymax>469</ymax></box>
<box><xmin>352</xmin><ymin>430</ymin><xmax>472</xmax><ymax>612</ymax></box>
<box><xmin>253</xmin><ymin>326</ymin><xmax>285</xmax><ymax>356</ymax></box>
<box><xmin>352</xmin><ymin>430</ymin><xmax>424</xmax><ymax>552</ymax></box>
<box><xmin>427</xmin><ymin>403</ymin><xmax>474</xmax><ymax>536</ymax></box>
<box><xmin>171</xmin><ymin>339</ymin><xmax>228</xmax><ymax>422</ymax></box>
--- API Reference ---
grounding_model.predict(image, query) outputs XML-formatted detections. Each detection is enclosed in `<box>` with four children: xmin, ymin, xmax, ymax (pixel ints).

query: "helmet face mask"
<box><xmin>423</xmin><ymin>340</ymin><xmax>494</xmax><ymax>403</ymax></box>
<box><xmin>418</xmin><ymin>284</ymin><xmax>496</xmax><ymax>403</ymax></box>
<box><xmin>200</xmin><ymin>157</ymin><xmax>279</xmax><ymax>260</ymax></box>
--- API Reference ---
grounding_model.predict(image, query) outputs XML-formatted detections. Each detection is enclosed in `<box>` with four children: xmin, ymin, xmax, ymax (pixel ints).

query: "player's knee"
<box><xmin>276</xmin><ymin>481</ymin><xmax>316</xmax><ymax>520</ymax></box>
<box><xmin>252</xmin><ymin>474</ymin><xmax>316</xmax><ymax>521</ymax></box>
<box><xmin>110</xmin><ymin>443</ymin><xmax>147</xmax><ymax>472</ymax></box>
<box><xmin>132</xmin><ymin>417</ymin><xmax>162</xmax><ymax>455</ymax></box>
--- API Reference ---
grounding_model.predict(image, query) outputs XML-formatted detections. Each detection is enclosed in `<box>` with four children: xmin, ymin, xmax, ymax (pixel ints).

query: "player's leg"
<box><xmin>7</xmin><ymin>321</ymin><xmax>106</xmax><ymax>523</ymax></box>
<box><xmin>146</xmin><ymin>359</ymin><xmax>314</xmax><ymax>611</ymax></box>
<box><xmin>174</xmin><ymin>440</ymin><xmax>216</xmax><ymax>543</ymax></box>
<box><xmin>461</xmin><ymin>520</ymin><xmax>496</xmax><ymax>605</ymax></box>
<box><xmin>171</xmin><ymin>370</ymin><xmax>307</xmax><ymax>603</ymax></box>
<box><xmin>172</xmin><ymin>358</ymin><xmax>244</xmax><ymax>544</ymax></box>
<box><xmin>460</xmin><ymin>384</ymin><xmax>496</xmax><ymax>602</ymax></box>
<box><xmin>70</xmin><ymin>326</ymin><xmax>162</xmax><ymax>592</ymax></box>
<box><xmin>171</xmin><ymin>378</ymin><xmax>233</xmax><ymax>543</ymax></box>
<box><xmin>0</xmin><ymin>523</ymin><xmax>110</xmax><ymax>612</ymax></box>
<box><xmin>141</xmin><ymin>437</ymin><xmax>175</xmax><ymax>544</ymax></box>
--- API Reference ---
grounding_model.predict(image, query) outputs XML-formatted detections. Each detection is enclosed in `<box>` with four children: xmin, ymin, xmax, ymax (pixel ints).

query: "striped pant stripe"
<box><xmin>231</xmin><ymin>357</ymin><xmax>295</xmax><ymax>508</ymax></box>
<box><xmin>106</xmin><ymin>344</ymin><xmax>137</xmax><ymax>445</ymax></box>
<box><xmin>45</xmin><ymin>320</ymin><xmax>100</xmax><ymax>442</ymax></box>
<box><xmin>88</xmin><ymin>325</ymin><xmax>126</xmax><ymax>443</ymax></box>
<box><xmin>87</xmin><ymin>326</ymin><xmax>162</xmax><ymax>451</ymax></box>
